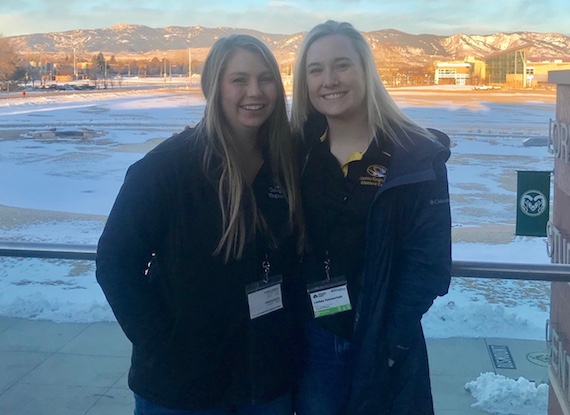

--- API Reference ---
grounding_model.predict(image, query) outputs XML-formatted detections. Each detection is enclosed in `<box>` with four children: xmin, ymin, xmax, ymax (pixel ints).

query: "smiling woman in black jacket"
<box><xmin>291</xmin><ymin>20</ymin><xmax>452</xmax><ymax>415</ymax></box>
<box><xmin>96</xmin><ymin>34</ymin><xmax>303</xmax><ymax>415</ymax></box>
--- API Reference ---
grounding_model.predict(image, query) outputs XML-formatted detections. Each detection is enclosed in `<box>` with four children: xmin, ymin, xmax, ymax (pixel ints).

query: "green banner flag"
<box><xmin>515</xmin><ymin>171</ymin><xmax>551</xmax><ymax>237</ymax></box>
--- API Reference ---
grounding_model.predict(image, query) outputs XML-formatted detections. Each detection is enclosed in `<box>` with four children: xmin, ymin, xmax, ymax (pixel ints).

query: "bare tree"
<box><xmin>0</xmin><ymin>36</ymin><xmax>18</xmax><ymax>91</ymax></box>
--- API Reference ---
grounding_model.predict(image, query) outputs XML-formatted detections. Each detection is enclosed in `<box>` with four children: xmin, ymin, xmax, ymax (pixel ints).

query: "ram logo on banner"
<box><xmin>516</xmin><ymin>171</ymin><xmax>551</xmax><ymax>237</ymax></box>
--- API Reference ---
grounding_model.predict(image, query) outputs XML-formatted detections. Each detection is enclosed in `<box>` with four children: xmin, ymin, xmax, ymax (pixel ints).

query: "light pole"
<box><xmin>188</xmin><ymin>47</ymin><xmax>192</xmax><ymax>84</ymax></box>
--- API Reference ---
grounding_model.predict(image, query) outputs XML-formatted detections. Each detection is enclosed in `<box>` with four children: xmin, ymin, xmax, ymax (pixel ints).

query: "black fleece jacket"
<box><xmin>96</xmin><ymin>126</ymin><xmax>302</xmax><ymax>410</ymax></box>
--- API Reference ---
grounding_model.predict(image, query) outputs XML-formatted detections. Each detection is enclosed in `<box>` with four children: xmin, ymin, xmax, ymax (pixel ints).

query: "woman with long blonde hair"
<box><xmin>97</xmin><ymin>34</ymin><xmax>303</xmax><ymax>415</ymax></box>
<box><xmin>292</xmin><ymin>21</ymin><xmax>452</xmax><ymax>415</ymax></box>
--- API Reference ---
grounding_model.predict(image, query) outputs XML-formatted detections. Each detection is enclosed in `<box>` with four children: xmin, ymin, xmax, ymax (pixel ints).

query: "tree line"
<box><xmin>1</xmin><ymin>34</ymin><xmax>437</xmax><ymax>91</ymax></box>
<box><xmin>0</xmin><ymin>36</ymin><xmax>207</xmax><ymax>91</ymax></box>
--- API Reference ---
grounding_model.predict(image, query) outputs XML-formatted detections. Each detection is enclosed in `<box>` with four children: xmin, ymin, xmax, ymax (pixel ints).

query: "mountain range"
<box><xmin>6</xmin><ymin>24</ymin><xmax>570</xmax><ymax>68</ymax></box>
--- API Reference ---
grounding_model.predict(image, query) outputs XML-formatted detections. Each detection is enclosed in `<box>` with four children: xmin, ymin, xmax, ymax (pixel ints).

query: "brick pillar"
<box><xmin>548</xmin><ymin>70</ymin><xmax>570</xmax><ymax>415</ymax></box>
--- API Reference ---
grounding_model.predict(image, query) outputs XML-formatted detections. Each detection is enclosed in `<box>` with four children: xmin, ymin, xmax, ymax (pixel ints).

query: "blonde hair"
<box><xmin>197</xmin><ymin>34</ymin><xmax>302</xmax><ymax>262</ymax></box>
<box><xmin>291</xmin><ymin>20</ymin><xmax>432</xmax><ymax>146</ymax></box>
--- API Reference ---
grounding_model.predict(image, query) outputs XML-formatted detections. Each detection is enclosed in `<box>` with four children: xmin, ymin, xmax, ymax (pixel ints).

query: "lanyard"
<box><xmin>262</xmin><ymin>254</ymin><xmax>271</xmax><ymax>283</ymax></box>
<box><xmin>316</xmin><ymin>136</ymin><xmax>391</xmax><ymax>280</ymax></box>
<box><xmin>319</xmin><ymin>149</ymin><xmax>362</xmax><ymax>279</ymax></box>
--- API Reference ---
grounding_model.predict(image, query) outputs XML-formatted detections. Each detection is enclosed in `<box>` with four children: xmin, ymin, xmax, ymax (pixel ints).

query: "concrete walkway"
<box><xmin>0</xmin><ymin>316</ymin><xmax>548</xmax><ymax>415</ymax></box>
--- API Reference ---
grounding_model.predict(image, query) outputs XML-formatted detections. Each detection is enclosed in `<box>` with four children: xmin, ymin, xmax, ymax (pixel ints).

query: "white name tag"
<box><xmin>307</xmin><ymin>277</ymin><xmax>352</xmax><ymax>318</ymax></box>
<box><xmin>246</xmin><ymin>275</ymin><xmax>284</xmax><ymax>319</ymax></box>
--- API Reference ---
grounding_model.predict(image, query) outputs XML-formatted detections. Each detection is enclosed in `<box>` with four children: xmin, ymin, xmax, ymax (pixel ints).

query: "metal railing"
<box><xmin>451</xmin><ymin>260</ymin><xmax>570</xmax><ymax>282</ymax></box>
<box><xmin>0</xmin><ymin>241</ymin><xmax>97</xmax><ymax>261</ymax></box>
<box><xmin>1</xmin><ymin>240</ymin><xmax>570</xmax><ymax>282</ymax></box>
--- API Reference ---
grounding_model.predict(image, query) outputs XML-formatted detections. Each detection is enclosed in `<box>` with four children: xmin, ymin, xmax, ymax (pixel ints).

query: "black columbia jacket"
<box><xmin>346</xmin><ymin>126</ymin><xmax>452</xmax><ymax>414</ymax></box>
<box><xmin>96</xmin><ymin>126</ymin><xmax>302</xmax><ymax>410</ymax></box>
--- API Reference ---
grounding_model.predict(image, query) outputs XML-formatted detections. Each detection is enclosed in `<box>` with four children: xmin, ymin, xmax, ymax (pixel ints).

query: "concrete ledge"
<box><xmin>549</xmin><ymin>70</ymin><xmax>570</xmax><ymax>85</ymax></box>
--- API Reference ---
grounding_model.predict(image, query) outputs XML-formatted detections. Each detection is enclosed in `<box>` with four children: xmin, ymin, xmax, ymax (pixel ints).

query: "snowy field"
<box><xmin>0</xmin><ymin>86</ymin><xmax>555</xmax><ymax>330</ymax></box>
<box><xmin>0</xmin><ymin>85</ymin><xmax>557</xmax><ymax>414</ymax></box>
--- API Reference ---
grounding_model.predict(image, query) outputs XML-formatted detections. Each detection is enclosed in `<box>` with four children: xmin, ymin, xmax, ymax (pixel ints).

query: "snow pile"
<box><xmin>465</xmin><ymin>373</ymin><xmax>548</xmax><ymax>415</ymax></box>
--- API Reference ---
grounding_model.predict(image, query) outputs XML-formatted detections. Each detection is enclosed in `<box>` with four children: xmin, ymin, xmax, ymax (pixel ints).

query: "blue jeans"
<box><xmin>294</xmin><ymin>320</ymin><xmax>353</xmax><ymax>415</ymax></box>
<box><xmin>134</xmin><ymin>393</ymin><xmax>292</xmax><ymax>415</ymax></box>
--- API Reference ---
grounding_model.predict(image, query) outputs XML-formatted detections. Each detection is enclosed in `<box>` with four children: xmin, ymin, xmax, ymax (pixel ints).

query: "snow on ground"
<box><xmin>0</xmin><ymin>85</ymin><xmax>558</xmax><ymax>414</ymax></box>
<box><xmin>466</xmin><ymin>373</ymin><xmax>548</xmax><ymax>415</ymax></box>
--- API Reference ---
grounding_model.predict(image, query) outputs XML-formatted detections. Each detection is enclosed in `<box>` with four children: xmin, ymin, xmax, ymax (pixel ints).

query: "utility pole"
<box><xmin>73</xmin><ymin>48</ymin><xmax>77</xmax><ymax>79</ymax></box>
<box><xmin>188</xmin><ymin>48</ymin><xmax>192</xmax><ymax>84</ymax></box>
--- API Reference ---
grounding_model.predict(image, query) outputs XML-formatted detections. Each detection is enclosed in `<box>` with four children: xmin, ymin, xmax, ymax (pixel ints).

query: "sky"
<box><xmin>0</xmin><ymin>82</ymin><xmax>558</xmax><ymax>413</ymax></box>
<box><xmin>1</xmin><ymin>0</ymin><xmax>569</xmax><ymax>38</ymax></box>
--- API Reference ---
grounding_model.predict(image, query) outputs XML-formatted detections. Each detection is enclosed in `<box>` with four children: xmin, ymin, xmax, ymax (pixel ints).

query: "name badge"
<box><xmin>245</xmin><ymin>275</ymin><xmax>283</xmax><ymax>319</ymax></box>
<box><xmin>307</xmin><ymin>277</ymin><xmax>352</xmax><ymax>318</ymax></box>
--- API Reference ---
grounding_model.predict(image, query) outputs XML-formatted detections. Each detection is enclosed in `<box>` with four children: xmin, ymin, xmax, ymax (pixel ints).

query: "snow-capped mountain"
<box><xmin>6</xmin><ymin>24</ymin><xmax>569</xmax><ymax>65</ymax></box>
